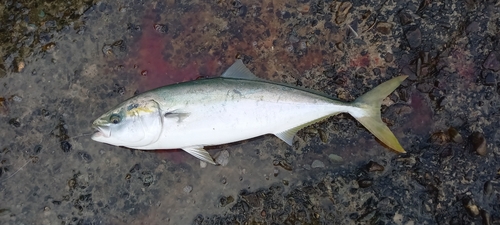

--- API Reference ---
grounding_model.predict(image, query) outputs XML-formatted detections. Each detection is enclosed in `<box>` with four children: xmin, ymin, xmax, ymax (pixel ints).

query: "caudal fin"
<box><xmin>351</xmin><ymin>76</ymin><xmax>407</xmax><ymax>153</ymax></box>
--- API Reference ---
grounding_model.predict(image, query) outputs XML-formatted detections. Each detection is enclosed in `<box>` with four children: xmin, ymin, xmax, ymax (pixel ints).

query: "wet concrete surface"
<box><xmin>1</xmin><ymin>0</ymin><xmax>500</xmax><ymax>224</ymax></box>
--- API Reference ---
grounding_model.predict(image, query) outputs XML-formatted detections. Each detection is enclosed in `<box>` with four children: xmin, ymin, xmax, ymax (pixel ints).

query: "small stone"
<box><xmin>439</xmin><ymin>147</ymin><xmax>453</xmax><ymax>160</ymax></box>
<box><xmin>8</xmin><ymin>118</ymin><xmax>20</xmax><ymax>127</ymax></box>
<box><xmin>335</xmin><ymin>1</ymin><xmax>352</xmax><ymax>24</ymax></box>
<box><xmin>297</xmin><ymin>4</ymin><xmax>310</xmax><ymax>13</ymax></box>
<box><xmin>431</xmin><ymin>131</ymin><xmax>449</xmax><ymax>144</ymax></box>
<box><xmin>278</xmin><ymin>160</ymin><xmax>292</xmax><ymax>171</ymax></box>
<box><xmin>465</xmin><ymin>21</ymin><xmax>480</xmax><ymax>34</ymax></box>
<box><xmin>318</xmin><ymin>129</ymin><xmax>327</xmax><ymax>142</ymax></box>
<box><xmin>33</xmin><ymin>145</ymin><xmax>42</xmax><ymax>154</ymax></box>
<box><xmin>358</xmin><ymin>210</ymin><xmax>376</xmax><ymax>221</ymax></box>
<box><xmin>483</xmin><ymin>52</ymin><xmax>500</xmax><ymax>71</ymax></box>
<box><xmin>219</xmin><ymin>196</ymin><xmax>234</xmax><ymax>207</ymax></box>
<box><xmin>236</xmin><ymin>5</ymin><xmax>247</xmax><ymax>17</ymax></box>
<box><xmin>462</xmin><ymin>197</ymin><xmax>480</xmax><ymax>217</ymax></box>
<box><xmin>183</xmin><ymin>185</ymin><xmax>193</xmax><ymax>193</ymax></box>
<box><xmin>483</xmin><ymin>181</ymin><xmax>493</xmax><ymax>196</ymax></box>
<box><xmin>406</xmin><ymin>27</ymin><xmax>422</xmax><ymax>48</ymax></box>
<box><xmin>200</xmin><ymin>161</ymin><xmax>207</xmax><ymax>168</ymax></box>
<box><xmin>417</xmin><ymin>82</ymin><xmax>433</xmax><ymax>93</ymax></box>
<box><xmin>468</xmin><ymin>205</ymin><xmax>481</xmax><ymax>217</ymax></box>
<box><xmin>376</xmin><ymin>22</ymin><xmax>393</xmax><ymax>35</ymax></box>
<box><xmin>102</xmin><ymin>44</ymin><xmax>112</xmax><ymax>55</ymax></box>
<box><xmin>288</xmin><ymin>35</ymin><xmax>300</xmax><ymax>44</ymax></box>
<box><xmin>481</xmin><ymin>71</ymin><xmax>496</xmax><ymax>86</ymax></box>
<box><xmin>12</xmin><ymin>95</ymin><xmax>22</xmax><ymax>102</ymax></box>
<box><xmin>129</xmin><ymin>164</ymin><xmax>140</xmax><ymax>173</ymax></box>
<box><xmin>153</xmin><ymin>24</ymin><xmax>168</xmax><ymax>34</ymax></box>
<box><xmin>77</xmin><ymin>151</ymin><xmax>92</xmax><ymax>163</ymax></box>
<box><xmin>241</xmin><ymin>193</ymin><xmax>261</xmax><ymax>208</ymax></box>
<box><xmin>141</xmin><ymin>171</ymin><xmax>154</xmax><ymax>187</ymax></box>
<box><xmin>311</xmin><ymin>160</ymin><xmax>325</xmax><ymax>168</ymax></box>
<box><xmin>384</xmin><ymin>53</ymin><xmax>394</xmax><ymax>63</ymax></box>
<box><xmin>447</xmin><ymin>127</ymin><xmax>463</xmax><ymax>143</ymax></box>
<box><xmin>357</xmin><ymin>178</ymin><xmax>373</xmax><ymax>188</ymax></box>
<box><xmin>366</xmin><ymin>161</ymin><xmax>384</xmax><ymax>172</ymax></box>
<box><xmin>215</xmin><ymin>150</ymin><xmax>230</xmax><ymax>166</ymax></box>
<box><xmin>398</xmin><ymin>11</ymin><xmax>413</xmax><ymax>25</ymax></box>
<box><xmin>273</xmin><ymin>168</ymin><xmax>279</xmax><ymax>177</ymax></box>
<box><xmin>480</xmin><ymin>210</ymin><xmax>491</xmax><ymax>225</ymax></box>
<box><xmin>68</xmin><ymin>178</ymin><xmax>77</xmax><ymax>189</ymax></box>
<box><xmin>60</xmin><ymin>141</ymin><xmax>72</xmax><ymax>152</ymax></box>
<box><xmin>328</xmin><ymin>154</ymin><xmax>343</xmax><ymax>163</ymax></box>
<box><xmin>42</xmin><ymin>42</ymin><xmax>56</xmax><ymax>51</ymax></box>
<box><xmin>15</xmin><ymin>59</ymin><xmax>25</xmax><ymax>72</ymax></box>
<box><xmin>323</xmin><ymin>66</ymin><xmax>336</xmax><ymax>78</ymax></box>
<box><xmin>281</xmin><ymin>11</ymin><xmax>291</xmax><ymax>19</ymax></box>
<box><xmin>470</xmin><ymin>131</ymin><xmax>487</xmax><ymax>156</ymax></box>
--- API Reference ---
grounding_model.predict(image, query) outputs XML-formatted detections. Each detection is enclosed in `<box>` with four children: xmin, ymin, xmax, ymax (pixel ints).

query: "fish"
<box><xmin>91</xmin><ymin>60</ymin><xmax>407</xmax><ymax>165</ymax></box>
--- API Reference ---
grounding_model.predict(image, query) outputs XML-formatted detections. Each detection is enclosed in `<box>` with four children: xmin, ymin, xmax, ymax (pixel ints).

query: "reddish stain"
<box><xmin>349</xmin><ymin>54</ymin><xmax>370</xmax><ymax>67</ymax></box>
<box><xmin>295</xmin><ymin>50</ymin><xmax>324</xmax><ymax>73</ymax></box>
<box><xmin>442</xmin><ymin>48</ymin><xmax>476</xmax><ymax>86</ymax></box>
<box><xmin>125</xmin><ymin>14</ymin><xmax>219</xmax><ymax>92</ymax></box>
<box><xmin>154</xmin><ymin>149</ymin><xmax>192</xmax><ymax>164</ymax></box>
<box><xmin>408</xmin><ymin>92</ymin><xmax>433</xmax><ymax>135</ymax></box>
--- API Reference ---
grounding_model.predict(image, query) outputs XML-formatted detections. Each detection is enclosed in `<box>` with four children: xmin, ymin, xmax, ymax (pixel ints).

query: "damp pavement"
<box><xmin>1</xmin><ymin>0</ymin><xmax>499</xmax><ymax>224</ymax></box>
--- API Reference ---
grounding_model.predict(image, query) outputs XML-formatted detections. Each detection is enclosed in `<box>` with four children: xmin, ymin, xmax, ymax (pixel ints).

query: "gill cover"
<box><xmin>120</xmin><ymin>100</ymin><xmax>163</xmax><ymax>148</ymax></box>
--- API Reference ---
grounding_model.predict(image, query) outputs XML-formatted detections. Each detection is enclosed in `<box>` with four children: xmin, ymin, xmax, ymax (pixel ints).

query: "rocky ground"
<box><xmin>0</xmin><ymin>0</ymin><xmax>499</xmax><ymax>224</ymax></box>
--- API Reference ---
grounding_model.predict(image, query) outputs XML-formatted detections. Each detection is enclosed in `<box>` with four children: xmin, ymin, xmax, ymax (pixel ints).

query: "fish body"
<box><xmin>92</xmin><ymin>60</ymin><xmax>406</xmax><ymax>164</ymax></box>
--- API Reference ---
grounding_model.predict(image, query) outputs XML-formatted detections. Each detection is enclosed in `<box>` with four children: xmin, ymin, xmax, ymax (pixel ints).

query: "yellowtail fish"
<box><xmin>91</xmin><ymin>60</ymin><xmax>407</xmax><ymax>165</ymax></box>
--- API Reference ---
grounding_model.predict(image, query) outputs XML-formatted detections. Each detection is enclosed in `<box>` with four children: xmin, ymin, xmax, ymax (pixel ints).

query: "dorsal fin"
<box><xmin>221</xmin><ymin>60</ymin><xmax>262</xmax><ymax>80</ymax></box>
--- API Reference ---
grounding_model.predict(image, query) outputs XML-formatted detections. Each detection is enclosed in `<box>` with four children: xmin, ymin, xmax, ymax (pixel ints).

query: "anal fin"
<box><xmin>182</xmin><ymin>146</ymin><xmax>217</xmax><ymax>165</ymax></box>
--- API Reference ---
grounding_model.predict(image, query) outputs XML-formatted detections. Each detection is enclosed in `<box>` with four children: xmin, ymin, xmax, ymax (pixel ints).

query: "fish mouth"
<box><xmin>91</xmin><ymin>125</ymin><xmax>111</xmax><ymax>139</ymax></box>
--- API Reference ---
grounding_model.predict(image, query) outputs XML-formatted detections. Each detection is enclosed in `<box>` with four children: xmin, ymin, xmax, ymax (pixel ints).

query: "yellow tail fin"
<box><xmin>351</xmin><ymin>76</ymin><xmax>407</xmax><ymax>153</ymax></box>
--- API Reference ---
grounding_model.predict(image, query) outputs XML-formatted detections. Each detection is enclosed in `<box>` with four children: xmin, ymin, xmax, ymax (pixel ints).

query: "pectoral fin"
<box><xmin>164</xmin><ymin>111</ymin><xmax>190</xmax><ymax>122</ymax></box>
<box><xmin>182</xmin><ymin>146</ymin><xmax>217</xmax><ymax>165</ymax></box>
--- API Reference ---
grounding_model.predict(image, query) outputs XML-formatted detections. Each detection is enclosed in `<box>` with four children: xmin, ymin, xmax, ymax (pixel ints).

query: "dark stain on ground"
<box><xmin>127</xmin><ymin>11</ymin><xmax>220</xmax><ymax>91</ymax></box>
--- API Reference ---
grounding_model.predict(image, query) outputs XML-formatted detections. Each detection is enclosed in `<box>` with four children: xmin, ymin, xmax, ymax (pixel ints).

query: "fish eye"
<box><xmin>109</xmin><ymin>114</ymin><xmax>122</xmax><ymax>124</ymax></box>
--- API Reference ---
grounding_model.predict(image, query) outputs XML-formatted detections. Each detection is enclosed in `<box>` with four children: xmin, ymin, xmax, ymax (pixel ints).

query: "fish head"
<box><xmin>91</xmin><ymin>98</ymin><xmax>163</xmax><ymax>148</ymax></box>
